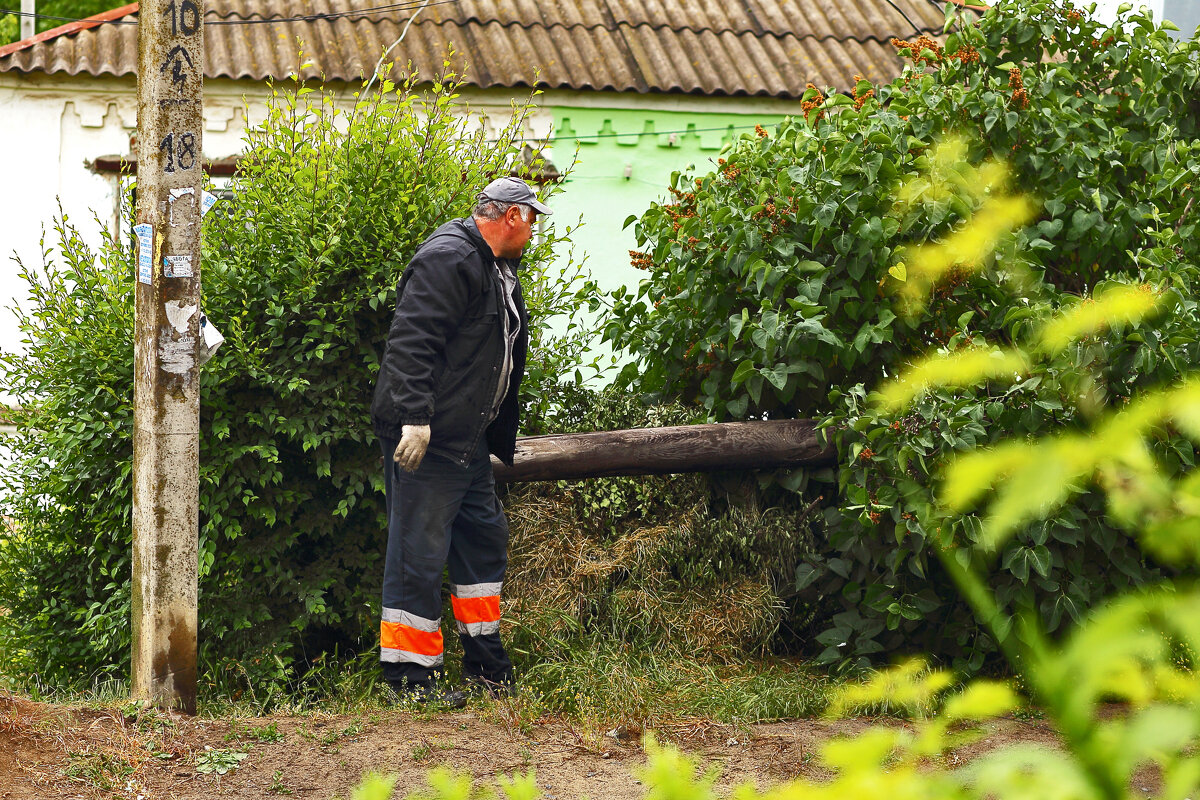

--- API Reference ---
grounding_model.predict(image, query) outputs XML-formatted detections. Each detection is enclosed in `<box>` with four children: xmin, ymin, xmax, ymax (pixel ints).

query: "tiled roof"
<box><xmin>0</xmin><ymin>0</ymin><xmax>956</xmax><ymax>98</ymax></box>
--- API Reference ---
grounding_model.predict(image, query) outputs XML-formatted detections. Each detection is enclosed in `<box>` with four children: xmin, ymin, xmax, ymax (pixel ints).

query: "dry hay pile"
<box><xmin>502</xmin><ymin>474</ymin><xmax>816</xmax><ymax>662</ymax></box>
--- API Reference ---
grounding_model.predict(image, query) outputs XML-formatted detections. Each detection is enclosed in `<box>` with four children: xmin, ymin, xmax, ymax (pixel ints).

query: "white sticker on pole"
<box><xmin>201</xmin><ymin>191</ymin><xmax>218</xmax><ymax>217</ymax></box>
<box><xmin>163</xmin><ymin>254</ymin><xmax>193</xmax><ymax>278</ymax></box>
<box><xmin>133</xmin><ymin>223</ymin><xmax>153</xmax><ymax>285</ymax></box>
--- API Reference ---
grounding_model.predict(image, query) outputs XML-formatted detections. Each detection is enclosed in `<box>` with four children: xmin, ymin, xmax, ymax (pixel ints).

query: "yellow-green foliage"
<box><xmin>892</xmin><ymin>137</ymin><xmax>1039</xmax><ymax>312</ymax></box>
<box><xmin>858</xmin><ymin>110</ymin><xmax>1200</xmax><ymax>800</ymax></box>
<box><xmin>1037</xmin><ymin>285</ymin><xmax>1164</xmax><ymax>354</ymax></box>
<box><xmin>877</xmin><ymin>346</ymin><xmax>1029</xmax><ymax>413</ymax></box>
<box><xmin>943</xmin><ymin>379</ymin><xmax>1200</xmax><ymax>547</ymax></box>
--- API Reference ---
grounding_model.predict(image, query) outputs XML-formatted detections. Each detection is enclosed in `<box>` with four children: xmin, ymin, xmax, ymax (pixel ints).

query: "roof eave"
<box><xmin>0</xmin><ymin>2</ymin><xmax>139</xmax><ymax>59</ymax></box>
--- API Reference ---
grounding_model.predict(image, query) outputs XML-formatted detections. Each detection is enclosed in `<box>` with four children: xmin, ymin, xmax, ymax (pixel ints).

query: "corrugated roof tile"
<box><xmin>0</xmin><ymin>0</ymin><xmax>965</xmax><ymax>97</ymax></box>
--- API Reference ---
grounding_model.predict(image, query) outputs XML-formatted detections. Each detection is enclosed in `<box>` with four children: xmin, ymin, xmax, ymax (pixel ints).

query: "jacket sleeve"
<box><xmin>379</xmin><ymin>247</ymin><xmax>473</xmax><ymax>426</ymax></box>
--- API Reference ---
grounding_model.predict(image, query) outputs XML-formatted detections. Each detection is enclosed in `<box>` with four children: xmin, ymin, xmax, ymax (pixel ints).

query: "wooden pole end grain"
<box><xmin>492</xmin><ymin>419</ymin><xmax>835</xmax><ymax>483</ymax></box>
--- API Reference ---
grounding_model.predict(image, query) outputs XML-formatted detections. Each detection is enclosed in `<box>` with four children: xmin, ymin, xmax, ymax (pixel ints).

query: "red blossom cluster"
<box><xmin>717</xmin><ymin>157</ymin><xmax>742</xmax><ymax>181</ymax></box>
<box><xmin>891</xmin><ymin>34</ymin><xmax>979</xmax><ymax>72</ymax></box>
<box><xmin>953</xmin><ymin>44</ymin><xmax>980</xmax><ymax>65</ymax></box>
<box><xmin>933</xmin><ymin>266</ymin><xmax>972</xmax><ymax>299</ymax></box>
<box><xmin>890</xmin><ymin>35</ymin><xmax>944</xmax><ymax>65</ymax></box>
<box><xmin>801</xmin><ymin>83</ymin><xmax>826</xmax><ymax>123</ymax></box>
<box><xmin>755</xmin><ymin>124</ymin><xmax>769</xmax><ymax>138</ymax></box>
<box><xmin>663</xmin><ymin>185</ymin><xmax>699</xmax><ymax>233</ymax></box>
<box><xmin>1009</xmin><ymin>68</ymin><xmax>1030</xmax><ymax>109</ymax></box>
<box><xmin>629</xmin><ymin>250</ymin><xmax>655</xmax><ymax>270</ymax></box>
<box><xmin>852</xmin><ymin>74</ymin><xmax>875</xmax><ymax>110</ymax></box>
<box><xmin>667</xmin><ymin>185</ymin><xmax>696</xmax><ymax>205</ymax></box>
<box><xmin>682</xmin><ymin>341</ymin><xmax>726</xmax><ymax>375</ymax></box>
<box><xmin>750</xmin><ymin>195</ymin><xmax>799</xmax><ymax>238</ymax></box>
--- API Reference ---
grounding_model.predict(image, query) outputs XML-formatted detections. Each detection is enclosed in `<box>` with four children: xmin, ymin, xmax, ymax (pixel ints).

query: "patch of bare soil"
<box><xmin>0</xmin><ymin>693</ymin><xmax>1061</xmax><ymax>800</ymax></box>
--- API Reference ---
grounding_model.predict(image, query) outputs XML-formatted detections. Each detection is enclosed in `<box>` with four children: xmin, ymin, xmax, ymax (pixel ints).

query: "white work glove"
<box><xmin>393</xmin><ymin>425</ymin><xmax>431</xmax><ymax>472</ymax></box>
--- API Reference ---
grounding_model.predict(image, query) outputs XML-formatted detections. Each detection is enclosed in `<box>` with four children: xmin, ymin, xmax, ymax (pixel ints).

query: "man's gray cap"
<box><xmin>478</xmin><ymin>176</ymin><xmax>553</xmax><ymax>215</ymax></box>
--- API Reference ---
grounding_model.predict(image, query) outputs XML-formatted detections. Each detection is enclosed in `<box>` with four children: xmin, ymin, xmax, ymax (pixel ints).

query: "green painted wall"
<box><xmin>546</xmin><ymin>106</ymin><xmax>790</xmax><ymax>296</ymax></box>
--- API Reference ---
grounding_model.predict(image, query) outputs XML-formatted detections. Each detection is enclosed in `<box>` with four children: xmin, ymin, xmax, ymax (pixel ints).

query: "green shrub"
<box><xmin>0</xmin><ymin>70</ymin><xmax>597</xmax><ymax>692</ymax></box>
<box><xmin>604</xmin><ymin>0</ymin><xmax>1200</xmax><ymax>670</ymax></box>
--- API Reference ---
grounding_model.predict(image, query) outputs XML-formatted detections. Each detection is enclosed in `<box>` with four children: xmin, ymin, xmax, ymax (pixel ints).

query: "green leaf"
<box><xmin>761</xmin><ymin>363</ymin><xmax>790</xmax><ymax>391</ymax></box>
<box><xmin>730</xmin><ymin>359</ymin><xmax>757</xmax><ymax>386</ymax></box>
<box><xmin>795</xmin><ymin>563</ymin><xmax>819</xmax><ymax>590</ymax></box>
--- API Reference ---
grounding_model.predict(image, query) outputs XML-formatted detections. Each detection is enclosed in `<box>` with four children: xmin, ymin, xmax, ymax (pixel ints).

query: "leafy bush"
<box><xmin>0</xmin><ymin>70</ymin><xmax>597</xmax><ymax>691</ymax></box>
<box><xmin>604</xmin><ymin>0</ymin><xmax>1200</xmax><ymax>670</ymax></box>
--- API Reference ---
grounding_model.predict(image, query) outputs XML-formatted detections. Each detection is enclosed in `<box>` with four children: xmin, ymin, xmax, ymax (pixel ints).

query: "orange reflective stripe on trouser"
<box><xmin>450</xmin><ymin>582</ymin><xmax>501</xmax><ymax>636</ymax></box>
<box><xmin>380</xmin><ymin>607</ymin><xmax>444</xmax><ymax>666</ymax></box>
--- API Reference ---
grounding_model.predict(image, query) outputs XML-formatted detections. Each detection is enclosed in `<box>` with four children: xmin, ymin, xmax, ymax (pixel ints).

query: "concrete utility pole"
<box><xmin>20</xmin><ymin>0</ymin><xmax>34</xmax><ymax>41</ymax></box>
<box><xmin>132</xmin><ymin>0</ymin><xmax>204</xmax><ymax>715</ymax></box>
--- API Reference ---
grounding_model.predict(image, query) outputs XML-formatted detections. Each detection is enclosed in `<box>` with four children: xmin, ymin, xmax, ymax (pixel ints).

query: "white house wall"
<box><xmin>0</xmin><ymin>71</ymin><xmax>799</xmax><ymax>363</ymax></box>
<box><xmin>0</xmin><ymin>79</ymin><xmax>71</xmax><ymax>360</ymax></box>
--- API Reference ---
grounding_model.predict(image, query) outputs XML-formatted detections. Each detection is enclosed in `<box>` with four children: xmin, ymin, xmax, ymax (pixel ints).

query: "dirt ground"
<box><xmin>0</xmin><ymin>692</ymin><xmax>1062</xmax><ymax>800</ymax></box>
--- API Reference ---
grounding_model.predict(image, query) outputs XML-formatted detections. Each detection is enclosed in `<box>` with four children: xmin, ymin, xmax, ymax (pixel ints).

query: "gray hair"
<box><xmin>473</xmin><ymin>199</ymin><xmax>534</xmax><ymax>222</ymax></box>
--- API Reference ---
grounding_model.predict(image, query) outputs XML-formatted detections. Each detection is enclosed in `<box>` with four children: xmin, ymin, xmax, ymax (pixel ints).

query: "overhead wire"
<box><xmin>0</xmin><ymin>0</ymin><xmax>459</xmax><ymax>28</ymax></box>
<box><xmin>362</xmin><ymin>0</ymin><xmax>431</xmax><ymax>92</ymax></box>
<box><xmin>879</xmin><ymin>0</ymin><xmax>924</xmax><ymax>35</ymax></box>
<box><xmin>2</xmin><ymin>0</ymin><xmax>955</xmax><ymax>34</ymax></box>
<box><xmin>207</xmin><ymin>0</ymin><xmax>459</xmax><ymax>26</ymax></box>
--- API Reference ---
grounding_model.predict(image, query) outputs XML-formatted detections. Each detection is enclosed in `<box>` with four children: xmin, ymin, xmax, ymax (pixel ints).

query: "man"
<box><xmin>370</xmin><ymin>176</ymin><xmax>551</xmax><ymax>706</ymax></box>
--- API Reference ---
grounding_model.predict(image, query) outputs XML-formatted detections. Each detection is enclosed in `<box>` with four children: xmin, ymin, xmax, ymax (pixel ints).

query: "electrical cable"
<box><xmin>362</xmin><ymin>0</ymin><xmax>431</xmax><ymax>92</ymax></box>
<box><xmin>3</xmin><ymin>0</ymin><xmax>939</xmax><ymax>34</ymax></box>
<box><xmin>0</xmin><ymin>0</ymin><xmax>459</xmax><ymax>28</ymax></box>
<box><xmin>207</xmin><ymin>0</ymin><xmax>458</xmax><ymax>26</ymax></box>
<box><xmin>879</xmin><ymin>0</ymin><xmax>923</xmax><ymax>35</ymax></box>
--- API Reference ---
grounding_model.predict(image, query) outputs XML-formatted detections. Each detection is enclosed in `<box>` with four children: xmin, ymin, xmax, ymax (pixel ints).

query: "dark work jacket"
<box><xmin>371</xmin><ymin>217</ymin><xmax>528</xmax><ymax>467</ymax></box>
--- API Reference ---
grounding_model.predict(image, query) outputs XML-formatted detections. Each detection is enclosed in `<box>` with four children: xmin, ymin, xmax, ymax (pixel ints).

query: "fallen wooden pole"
<box><xmin>491</xmin><ymin>419</ymin><xmax>834</xmax><ymax>483</ymax></box>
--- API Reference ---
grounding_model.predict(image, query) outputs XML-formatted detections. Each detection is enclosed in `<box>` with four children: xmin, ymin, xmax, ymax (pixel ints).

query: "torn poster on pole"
<box><xmin>198</xmin><ymin>314</ymin><xmax>225</xmax><ymax>366</ymax></box>
<box><xmin>163</xmin><ymin>254</ymin><xmax>194</xmax><ymax>278</ymax></box>
<box><xmin>200</xmin><ymin>191</ymin><xmax>218</xmax><ymax>217</ymax></box>
<box><xmin>134</xmin><ymin>223</ymin><xmax>154</xmax><ymax>285</ymax></box>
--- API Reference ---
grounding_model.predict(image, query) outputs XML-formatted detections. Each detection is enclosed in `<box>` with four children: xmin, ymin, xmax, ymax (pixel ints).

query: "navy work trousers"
<box><xmin>378</xmin><ymin>435</ymin><xmax>514</xmax><ymax>691</ymax></box>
